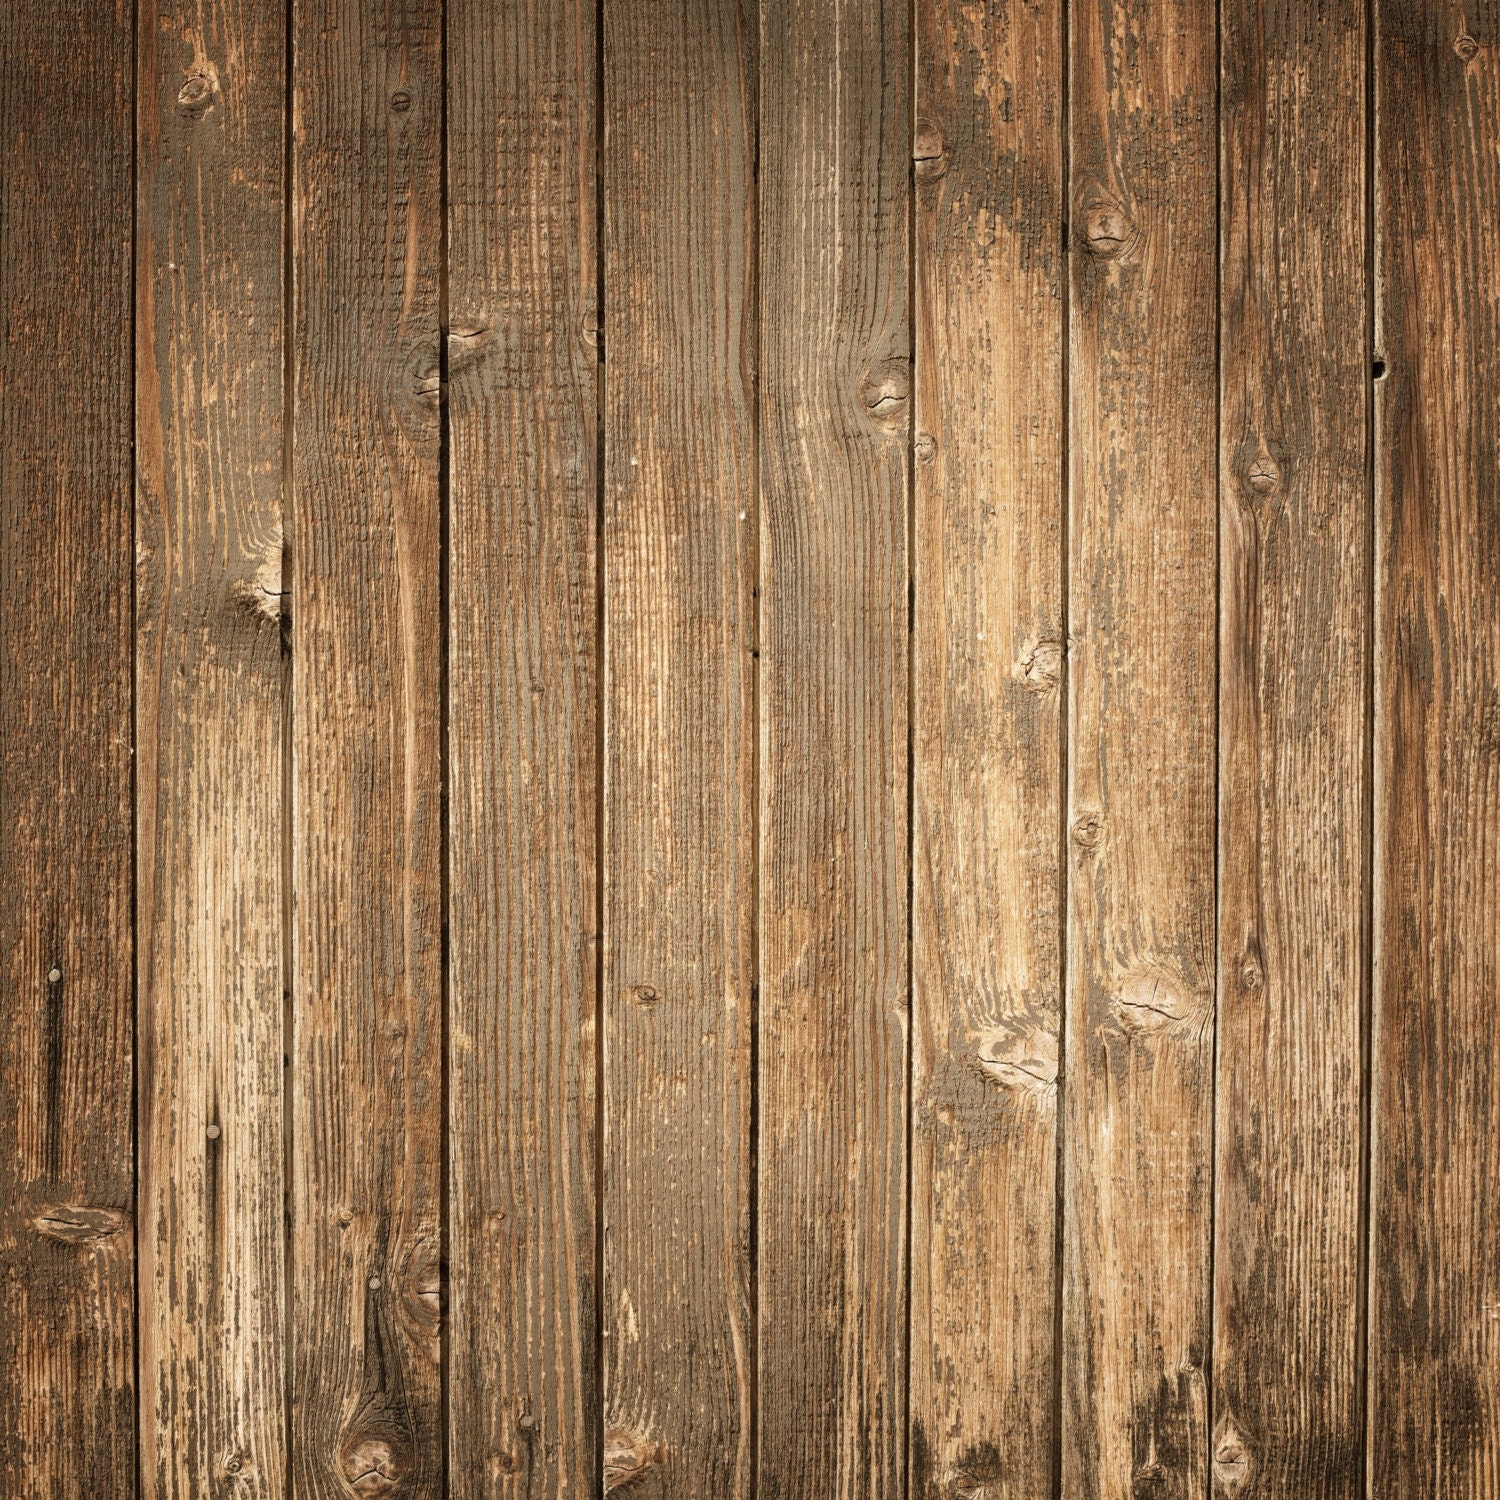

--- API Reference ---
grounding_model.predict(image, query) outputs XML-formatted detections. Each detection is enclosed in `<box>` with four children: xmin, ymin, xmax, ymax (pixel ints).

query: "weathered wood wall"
<box><xmin>2</xmin><ymin>0</ymin><xmax>1497</xmax><ymax>1496</ymax></box>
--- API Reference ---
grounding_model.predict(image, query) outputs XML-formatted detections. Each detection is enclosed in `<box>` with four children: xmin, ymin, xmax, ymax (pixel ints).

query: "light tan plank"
<box><xmin>1212</xmin><ymin>1</ymin><xmax>1369</xmax><ymax>1494</ymax></box>
<box><xmin>601</xmin><ymin>0</ymin><xmax>757</xmax><ymax>1493</ymax></box>
<box><xmin>758</xmin><ymin>0</ymin><xmax>911</xmax><ymax>1492</ymax></box>
<box><xmin>1064</xmin><ymin>0</ymin><xmax>1218</xmax><ymax>1494</ymax></box>
<box><xmin>910</xmin><ymin>0</ymin><xmax>1066</xmax><ymax>1493</ymax></box>
<box><xmin>290</xmin><ymin>2</ymin><xmax>444</xmax><ymax>1493</ymax></box>
<box><xmin>135</xmin><ymin>0</ymin><xmax>288</xmax><ymax>1493</ymax></box>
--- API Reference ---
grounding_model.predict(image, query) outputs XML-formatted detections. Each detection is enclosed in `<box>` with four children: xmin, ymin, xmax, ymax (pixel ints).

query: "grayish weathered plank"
<box><xmin>448</xmin><ymin>0</ymin><xmax>600</xmax><ymax>1491</ymax></box>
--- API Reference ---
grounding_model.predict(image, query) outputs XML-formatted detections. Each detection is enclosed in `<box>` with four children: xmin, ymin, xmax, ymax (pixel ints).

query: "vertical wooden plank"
<box><xmin>758</xmin><ymin>0</ymin><xmax>910</xmax><ymax>1494</ymax></box>
<box><xmin>447</xmin><ymin>0</ymin><xmax>599</xmax><ymax>1493</ymax></box>
<box><xmin>0</xmin><ymin>2</ymin><xmax>137</xmax><ymax>1494</ymax></box>
<box><xmin>1212</xmin><ymin>3</ymin><xmax>1368</xmax><ymax>1495</ymax></box>
<box><xmin>1063</xmin><ymin>1</ymin><xmax>1217</xmax><ymax>1495</ymax></box>
<box><xmin>909</xmin><ymin>0</ymin><xmax>1064</xmax><ymax>1495</ymax></box>
<box><xmin>602</xmin><ymin>0</ymin><xmax>756</xmax><ymax>1494</ymax></box>
<box><xmin>1370</xmin><ymin>4</ymin><xmax>1500</xmax><ymax>1494</ymax></box>
<box><xmin>135</xmin><ymin>0</ymin><xmax>288</xmax><ymax>1494</ymax></box>
<box><xmin>290</xmin><ymin>1</ymin><xmax>444</xmax><ymax>1494</ymax></box>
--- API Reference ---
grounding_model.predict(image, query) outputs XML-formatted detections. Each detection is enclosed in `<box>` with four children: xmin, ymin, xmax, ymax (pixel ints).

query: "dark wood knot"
<box><xmin>1017</xmin><ymin>638</ymin><xmax>1063</xmax><ymax>693</ymax></box>
<box><xmin>32</xmin><ymin>1204</ymin><xmax>129</xmax><ymax>1246</ymax></box>
<box><xmin>604</xmin><ymin>1428</ymin><xmax>664</xmax><ymax>1492</ymax></box>
<box><xmin>1111</xmin><ymin>970</ymin><xmax>1210</xmax><ymax>1035</ymax></box>
<box><xmin>859</xmin><ymin>357</ymin><xmax>911</xmax><ymax>434</ymax></box>
<box><xmin>1239</xmin><ymin>942</ymin><xmax>1264</xmax><ymax>992</ymax></box>
<box><xmin>1071</xmin><ymin>812</ymin><xmax>1102</xmax><ymax>850</ymax></box>
<box><xmin>1212</xmin><ymin>1417</ymin><xmax>1252</xmax><ymax>1495</ymax></box>
<box><xmin>176</xmin><ymin>74</ymin><xmax>214</xmax><ymax>118</ymax></box>
<box><xmin>913</xmin><ymin>119</ymin><xmax>948</xmax><ymax>181</ymax></box>
<box><xmin>340</xmin><ymin>1436</ymin><xmax>402</xmax><ymax>1498</ymax></box>
<box><xmin>1081</xmin><ymin>196</ymin><xmax>1133</xmax><ymax>259</ymax></box>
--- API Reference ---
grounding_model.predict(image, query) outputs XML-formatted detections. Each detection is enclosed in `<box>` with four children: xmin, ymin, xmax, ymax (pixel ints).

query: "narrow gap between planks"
<box><xmin>1205</xmin><ymin>0</ymin><xmax>1226</xmax><ymax>1485</ymax></box>
<box><xmin>280</xmin><ymin>0</ymin><xmax>297</xmax><ymax>1493</ymax></box>
<box><xmin>592</xmin><ymin>0</ymin><xmax>608</xmax><ymax>1491</ymax></box>
<box><xmin>903</xmin><ymin>0</ymin><xmax>918</xmax><ymax>1493</ymax></box>
<box><xmin>437</xmin><ymin>0</ymin><xmax>453</xmax><ymax>1489</ymax></box>
<box><xmin>129</xmin><ymin>0</ymin><xmax>143</xmax><ymax>1487</ymax></box>
<box><xmin>1356</xmin><ymin>0</ymin><xmax>1378</xmax><ymax>1491</ymax></box>
<box><xmin>747</xmin><ymin>0</ymin><xmax>764</xmax><ymax>1494</ymax></box>
<box><xmin>1051</xmin><ymin>0</ymin><xmax>1072</xmax><ymax>1494</ymax></box>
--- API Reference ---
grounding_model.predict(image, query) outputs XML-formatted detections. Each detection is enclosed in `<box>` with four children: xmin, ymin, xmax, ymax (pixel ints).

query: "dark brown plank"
<box><xmin>0</xmin><ymin>2</ymin><xmax>137</xmax><ymax>1493</ymax></box>
<box><xmin>1370</xmin><ymin>5</ymin><xmax>1500</xmax><ymax>1495</ymax></box>
<box><xmin>909</xmin><ymin>0</ymin><xmax>1065</xmax><ymax>1494</ymax></box>
<box><xmin>290</xmin><ymin>3</ymin><xmax>444</xmax><ymax>1494</ymax></box>
<box><xmin>758</xmin><ymin>0</ymin><xmax>910</xmax><ymax>1493</ymax></box>
<box><xmin>601</xmin><ymin>0</ymin><xmax>756</xmax><ymax>1494</ymax></box>
<box><xmin>1212</xmin><ymin>2</ymin><xmax>1369</xmax><ymax>1495</ymax></box>
<box><xmin>134</xmin><ymin>1</ymin><xmax>288</xmax><ymax>1494</ymax></box>
<box><xmin>1063</xmin><ymin>1</ymin><xmax>1218</xmax><ymax>1495</ymax></box>
<box><xmin>447</xmin><ymin>0</ymin><xmax>599</xmax><ymax>1492</ymax></box>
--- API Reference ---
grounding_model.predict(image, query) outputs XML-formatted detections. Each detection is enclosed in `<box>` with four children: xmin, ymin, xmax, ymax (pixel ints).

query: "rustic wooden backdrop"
<box><xmin>2</xmin><ymin>0</ymin><xmax>1497</xmax><ymax>1495</ymax></box>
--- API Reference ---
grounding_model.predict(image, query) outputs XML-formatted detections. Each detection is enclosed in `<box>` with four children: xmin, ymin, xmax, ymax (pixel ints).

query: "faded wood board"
<box><xmin>134</xmin><ymin>0</ymin><xmax>288</xmax><ymax>1493</ymax></box>
<box><xmin>447</xmin><ymin>0</ymin><xmax>600</xmax><ymax>1493</ymax></box>
<box><xmin>1212</xmin><ymin>2</ymin><xmax>1369</xmax><ymax>1496</ymax></box>
<box><xmin>757</xmin><ymin>0</ymin><xmax>911</xmax><ymax>1493</ymax></box>
<box><xmin>1063</xmin><ymin>0</ymin><xmax>1219</xmax><ymax>1495</ymax></box>
<box><xmin>290</xmin><ymin>3</ymin><xmax>444</xmax><ymax>1495</ymax></box>
<box><xmin>1370</xmin><ymin>4</ymin><xmax>1500</xmax><ymax>1495</ymax></box>
<box><xmin>601</xmin><ymin>0</ymin><xmax>757</xmax><ymax>1493</ymax></box>
<box><xmin>0</xmin><ymin>1</ymin><xmax>138</xmax><ymax>1494</ymax></box>
<box><xmin>909</xmin><ymin>0</ymin><xmax>1065</xmax><ymax>1494</ymax></box>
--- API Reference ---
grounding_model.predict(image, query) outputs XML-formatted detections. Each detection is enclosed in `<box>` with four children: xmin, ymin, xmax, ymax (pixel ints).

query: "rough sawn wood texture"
<box><xmin>0</xmin><ymin>1</ymin><xmax>1495</xmax><ymax>1497</ymax></box>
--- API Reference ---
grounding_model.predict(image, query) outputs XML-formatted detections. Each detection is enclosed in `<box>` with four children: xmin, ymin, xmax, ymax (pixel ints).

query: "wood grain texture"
<box><xmin>0</xmin><ymin>2</ymin><xmax>137</xmax><ymax>1494</ymax></box>
<box><xmin>1212</xmin><ymin>3</ymin><xmax>1368</xmax><ymax>1496</ymax></box>
<box><xmin>757</xmin><ymin>0</ymin><xmax>910</xmax><ymax>1494</ymax></box>
<box><xmin>447</xmin><ymin>0</ymin><xmax>599</xmax><ymax>1493</ymax></box>
<box><xmin>1370</xmin><ymin>4</ymin><xmax>1500</xmax><ymax>1495</ymax></box>
<box><xmin>1063</xmin><ymin>1</ymin><xmax>1218</xmax><ymax>1495</ymax></box>
<box><xmin>134</xmin><ymin>1</ymin><xmax>288</xmax><ymax>1493</ymax></box>
<box><xmin>909</xmin><ymin>0</ymin><xmax>1065</xmax><ymax>1494</ymax></box>
<box><xmin>290</xmin><ymin>2</ymin><xmax>444</xmax><ymax>1494</ymax></box>
<box><xmin>601</xmin><ymin>0</ymin><xmax>756</xmax><ymax>1494</ymax></box>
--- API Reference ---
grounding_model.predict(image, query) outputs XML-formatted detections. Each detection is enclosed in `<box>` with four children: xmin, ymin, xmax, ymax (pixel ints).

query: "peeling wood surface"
<box><xmin>289</xmin><ymin>1</ymin><xmax>445</xmax><ymax>1494</ymax></box>
<box><xmin>1064</xmin><ymin>1</ymin><xmax>1219</xmax><ymax>1495</ymax></box>
<box><xmin>135</xmin><ymin>0</ymin><xmax>288</xmax><ymax>1495</ymax></box>
<box><xmin>910</xmin><ymin>0</ymin><xmax>1064</xmax><ymax>1494</ymax></box>
<box><xmin>2</xmin><ymin>1</ymin><xmax>1499</xmax><ymax>1496</ymax></box>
